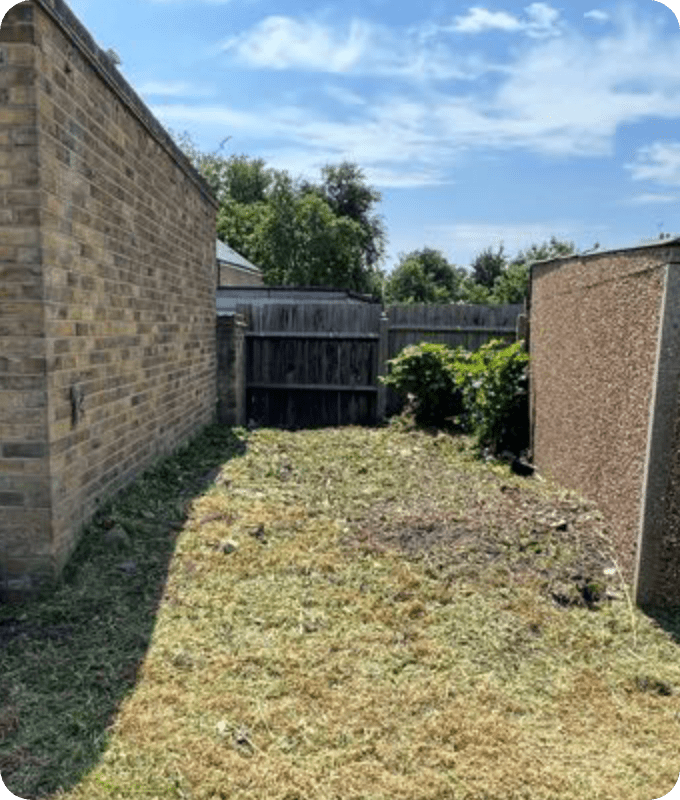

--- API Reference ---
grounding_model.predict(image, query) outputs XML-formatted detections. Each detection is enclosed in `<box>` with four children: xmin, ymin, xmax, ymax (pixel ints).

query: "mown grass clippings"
<box><xmin>2</xmin><ymin>419</ymin><xmax>680</xmax><ymax>799</ymax></box>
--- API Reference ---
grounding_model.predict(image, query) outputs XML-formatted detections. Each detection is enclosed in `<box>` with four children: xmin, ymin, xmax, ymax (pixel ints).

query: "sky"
<box><xmin>7</xmin><ymin>0</ymin><xmax>680</xmax><ymax>270</ymax></box>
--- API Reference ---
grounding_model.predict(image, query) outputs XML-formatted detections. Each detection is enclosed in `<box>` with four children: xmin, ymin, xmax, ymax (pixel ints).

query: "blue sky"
<box><xmin>15</xmin><ymin>0</ymin><xmax>680</xmax><ymax>269</ymax></box>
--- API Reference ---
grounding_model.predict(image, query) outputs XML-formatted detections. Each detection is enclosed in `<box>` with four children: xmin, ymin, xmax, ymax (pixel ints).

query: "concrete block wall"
<box><xmin>0</xmin><ymin>0</ymin><xmax>219</xmax><ymax>597</ymax></box>
<box><xmin>529</xmin><ymin>242</ymin><xmax>678</xmax><ymax>599</ymax></box>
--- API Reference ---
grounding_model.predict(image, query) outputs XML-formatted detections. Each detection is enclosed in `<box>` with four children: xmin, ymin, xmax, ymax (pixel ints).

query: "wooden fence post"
<box><xmin>377</xmin><ymin>310</ymin><xmax>389</xmax><ymax>422</ymax></box>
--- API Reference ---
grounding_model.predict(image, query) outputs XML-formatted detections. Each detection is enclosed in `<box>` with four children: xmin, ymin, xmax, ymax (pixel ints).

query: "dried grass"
<box><xmin>2</xmin><ymin>421</ymin><xmax>680</xmax><ymax>799</ymax></box>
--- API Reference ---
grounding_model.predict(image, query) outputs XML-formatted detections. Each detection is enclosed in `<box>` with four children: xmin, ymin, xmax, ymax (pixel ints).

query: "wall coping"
<box><xmin>33</xmin><ymin>0</ymin><xmax>219</xmax><ymax>209</ymax></box>
<box><xmin>531</xmin><ymin>238</ymin><xmax>680</xmax><ymax>275</ymax></box>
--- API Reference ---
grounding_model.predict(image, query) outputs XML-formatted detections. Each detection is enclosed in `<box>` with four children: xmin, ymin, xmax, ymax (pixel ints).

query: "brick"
<box><xmin>0</xmin><ymin>26</ymin><xmax>36</xmax><ymax>46</ymax></box>
<box><xmin>10</xmin><ymin>85</ymin><xmax>36</xmax><ymax>105</ymax></box>
<box><xmin>11</xmin><ymin>127</ymin><xmax>39</xmax><ymax>146</ymax></box>
<box><xmin>2</xmin><ymin>441</ymin><xmax>46</xmax><ymax>458</ymax></box>
<box><xmin>0</xmin><ymin>107</ymin><xmax>37</xmax><ymax>125</ymax></box>
<box><xmin>0</xmin><ymin>491</ymin><xmax>24</xmax><ymax>506</ymax></box>
<box><xmin>2</xmin><ymin>227</ymin><xmax>39</xmax><ymax>246</ymax></box>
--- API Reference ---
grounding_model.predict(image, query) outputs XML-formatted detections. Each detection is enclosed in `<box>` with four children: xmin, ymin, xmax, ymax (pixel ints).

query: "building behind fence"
<box><xmin>0</xmin><ymin>1</ymin><xmax>218</xmax><ymax>599</ymax></box>
<box><xmin>529</xmin><ymin>238</ymin><xmax>680</xmax><ymax>607</ymax></box>
<box><xmin>217</xmin><ymin>298</ymin><xmax>523</xmax><ymax>429</ymax></box>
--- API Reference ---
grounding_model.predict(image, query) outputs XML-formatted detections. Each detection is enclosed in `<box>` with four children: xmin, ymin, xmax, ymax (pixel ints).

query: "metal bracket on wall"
<box><xmin>70</xmin><ymin>384</ymin><xmax>85</xmax><ymax>427</ymax></box>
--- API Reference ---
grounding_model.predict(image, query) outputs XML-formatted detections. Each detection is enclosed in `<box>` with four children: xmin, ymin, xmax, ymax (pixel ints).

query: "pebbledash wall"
<box><xmin>0</xmin><ymin>0</ymin><xmax>219</xmax><ymax>598</ymax></box>
<box><xmin>529</xmin><ymin>239</ymin><xmax>680</xmax><ymax>607</ymax></box>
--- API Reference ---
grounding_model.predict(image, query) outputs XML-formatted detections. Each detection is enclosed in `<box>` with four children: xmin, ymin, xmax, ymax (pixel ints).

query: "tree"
<box><xmin>459</xmin><ymin>276</ymin><xmax>492</xmax><ymax>304</ymax></box>
<box><xmin>174</xmin><ymin>132</ymin><xmax>277</xmax><ymax>204</ymax></box>
<box><xmin>174</xmin><ymin>133</ymin><xmax>386</xmax><ymax>295</ymax></box>
<box><xmin>384</xmin><ymin>248</ymin><xmax>465</xmax><ymax>304</ymax></box>
<box><xmin>490</xmin><ymin>237</ymin><xmax>576</xmax><ymax>304</ymax></box>
<box><xmin>470</xmin><ymin>244</ymin><xmax>507</xmax><ymax>290</ymax></box>
<box><xmin>316</xmin><ymin>162</ymin><xmax>386</xmax><ymax>272</ymax></box>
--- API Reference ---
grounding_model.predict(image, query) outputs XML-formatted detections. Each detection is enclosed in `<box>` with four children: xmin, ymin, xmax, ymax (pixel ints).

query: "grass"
<box><xmin>2</xmin><ymin>417</ymin><xmax>680</xmax><ymax>799</ymax></box>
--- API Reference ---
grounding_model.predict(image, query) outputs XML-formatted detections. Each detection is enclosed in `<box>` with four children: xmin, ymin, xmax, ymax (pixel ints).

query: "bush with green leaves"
<box><xmin>452</xmin><ymin>339</ymin><xmax>529</xmax><ymax>454</ymax></box>
<box><xmin>380</xmin><ymin>342</ymin><xmax>466</xmax><ymax>425</ymax></box>
<box><xmin>381</xmin><ymin>339</ymin><xmax>530</xmax><ymax>453</ymax></box>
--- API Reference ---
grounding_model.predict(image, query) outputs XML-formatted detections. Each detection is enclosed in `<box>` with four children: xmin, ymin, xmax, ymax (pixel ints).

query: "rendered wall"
<box><xmin>530</xmin><ymin>248</ymin><xmax>667</xmax><ymax>581</ymax></box>
<box><xmin>635</xmin><ymin>260</ymin><xmax>680</xmax><ymax>607</ymax></box>
<box><xmin>0</xmin><ymin>0</ymin><xmax>218</xmax><ymax>597</ymax></box>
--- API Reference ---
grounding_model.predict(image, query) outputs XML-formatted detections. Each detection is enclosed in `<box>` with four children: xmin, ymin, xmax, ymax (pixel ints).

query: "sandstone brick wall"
<box><xmin>530</xmin><ymin>247</ymin><xmax>667</xmax><ymax>580</ymax></box>
<box><xmin>0</xmin><ymin>0</ymin><xmax>218</xmax><ymax>597</ymax></box>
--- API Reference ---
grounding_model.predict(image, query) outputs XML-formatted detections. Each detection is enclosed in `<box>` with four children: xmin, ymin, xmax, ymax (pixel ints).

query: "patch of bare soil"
<box><xmin>342</xmin><ymin>438</ymin><xmax>623</xmax><ymax>610</ymax></box>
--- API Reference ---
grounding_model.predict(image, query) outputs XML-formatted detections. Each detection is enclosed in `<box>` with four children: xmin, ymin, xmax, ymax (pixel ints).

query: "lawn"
<box><xmin>2</xmin><ymin>419</ymin><xmax>680</xmax><ymax>800</ymax></box>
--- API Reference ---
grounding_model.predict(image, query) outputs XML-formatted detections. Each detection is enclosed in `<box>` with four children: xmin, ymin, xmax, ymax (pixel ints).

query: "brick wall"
<box><xmin>216</xmin><ymin>314</ymin><xmax>246</xmax><ymax>427</ymax></box>
<box><xmin>218</xmin><ymin>263</ymin><xmax>264</xmax><ymax>287</ymax></box>
<box><xmin>0</xmin><ymin>2</ymin><xmax>52</xmax><ymax>595</ymax></box>
<box><xmin>0</xmin><ymin>0</ymin><xmax>218</xmax><ymax>597</ymax></box>
<box><xmin>530</xmin><ymin>247</ymin><xmax>666</xmax><ymax>581</ymax></box>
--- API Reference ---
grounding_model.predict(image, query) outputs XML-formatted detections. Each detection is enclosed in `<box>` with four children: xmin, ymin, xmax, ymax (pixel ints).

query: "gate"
<box><xmin>244</xmin><ymin>302</ymin><xmax>384</xmax><ymax>428</ymax></box>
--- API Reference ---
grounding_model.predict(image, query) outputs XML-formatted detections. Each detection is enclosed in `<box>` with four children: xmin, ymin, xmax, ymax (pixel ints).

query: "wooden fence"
<box><xmin>384</xmin><ymin>303</ymin><xmax>523</xmax><ymax>416</ymax></box>
<box><xmin>217</xmin><ymin>300</ymin><xmax>523</xmax><ymax>428</ymax></box>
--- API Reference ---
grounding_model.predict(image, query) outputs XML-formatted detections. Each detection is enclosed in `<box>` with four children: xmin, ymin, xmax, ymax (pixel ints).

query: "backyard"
<box><xmin>1</xmin><ymin>418</ymin><xmax>680</xmax><ymax>800</ymax></box>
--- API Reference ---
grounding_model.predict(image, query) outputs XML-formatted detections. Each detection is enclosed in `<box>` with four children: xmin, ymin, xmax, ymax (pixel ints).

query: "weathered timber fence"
<box><xmin>385</xmin><ymin>303</ymin><xmax>523</xmax><ymax>416</ymax></box>
<box><xmin>217</xmin><ymin>300</ymin><xmax>523</xmax><ymax>429</ymax></box>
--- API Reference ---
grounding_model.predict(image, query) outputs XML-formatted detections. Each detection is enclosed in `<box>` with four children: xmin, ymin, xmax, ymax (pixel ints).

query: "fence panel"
<box><xmin>218</xmin><ymin>297</ymin><xmax>523</xmax><ymax>428</ymax></box>
<box><xmin>244</xmin><ymin>302</ymin><xmax>382</xmax><ymax>428</ymax></box>
<box><xmin>384</xmin><ymin>303</ymin><xmax>523</xmax><ymax>416</ymax></box>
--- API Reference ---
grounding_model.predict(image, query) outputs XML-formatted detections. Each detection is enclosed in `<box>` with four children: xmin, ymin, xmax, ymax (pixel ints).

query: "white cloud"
<box><xmin>364</xmin><ymin>166</ymin><xmax>448</xmax><ymax>189</ymax></box>
<box><xmin>626</xmin><ymin>192</ymin><xmax>678</xmax><ymax>205</ymax></box>
<box><xmin>584</xmin><ymin>9</ymin><xmax>610</xmax><ymax>22</ymax></box>
<box><xmin>524</xmin><ymin>2</ymin><xmax>562</xmax><ymax>37</ymax></box>
<box><xmin>627</xmin><ymin>142</ymin><xmax>680</xmax><ymax>185</ymax></box>
<box><xmin>156</xmin><ymin>10</ymin><xmax>680</xmax><ymax>188</ymax></box>
<box><xmin>474</xmin><ymin>18</ymin><xmax>680</xmax><ymax>156</ymax></box>
<box><xmin>435</xmin><ymin>222</ymin><xmax>581</xmax><ymax>254</ymax></box>
<box><xmin>223</xmin><ymin>15</ymin><xmax>499</xmax><ymax>80</ymax></box>
<box><xmin>451</xmin><ymin>3</ymin><xmax>562</xmax><ymax>37</ymax></box>
<box><xmin>223</xmin><ymin>17</ymin><xmax>373</xmax><ymax>73</ymax></box>
<box><xmin>451</xmin><ymin>7</ymin><xmax>523</xmax><ymax>34</ymax></box>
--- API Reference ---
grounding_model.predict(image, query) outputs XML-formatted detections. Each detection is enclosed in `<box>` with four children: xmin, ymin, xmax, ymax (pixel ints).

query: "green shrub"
<box><xmin>381</xmin><ymin>339</ymin><xmax>530</xmax><ymax>453</ymax></box>
<box><xmin>452</xmin><ymin>339</ymin><xmax>529</xmax><ymax>454</ymax></box>
<box><xmin>379</xmin><ymin>342</ymin><xmax>466</xmax><ymax>425</ymax></box>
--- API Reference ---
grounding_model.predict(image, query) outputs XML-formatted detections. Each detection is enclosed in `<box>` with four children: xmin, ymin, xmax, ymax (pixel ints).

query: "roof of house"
<box><xmin>216</xmin><ymin>240</ymin><xmax>262</xmax><ymax>273</ymax></box>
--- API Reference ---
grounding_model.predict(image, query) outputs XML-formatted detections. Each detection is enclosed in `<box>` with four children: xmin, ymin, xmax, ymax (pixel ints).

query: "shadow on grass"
<box><xmin>0</xmin><ymin>424</ymin><xmax>247</xmax><ymax>799</ymax></box>
<box><xmin>643</xmin><ymin>606</ymin><xmax>680</xmax><ymax>649</ymax></box>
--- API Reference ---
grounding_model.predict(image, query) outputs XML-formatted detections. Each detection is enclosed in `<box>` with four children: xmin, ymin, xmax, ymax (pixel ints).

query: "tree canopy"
<box><xmin>384</xmin><ymin>237</ymin><xmax>576</xmax><ymax>305</ymax></box>
<box><xmin>384</xmin><ymin>248</ymin><xmax>465</xmax><ymax>304</ymax></box>
<box><xmin>174</xmin><ymin>133</ymin><xmax>576</xmax><ymax>305</ymax></box>
<box><xmin>175</xmin><ymin>133</ymin><xmax>386</xmax><ymax>296</ymax></box>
